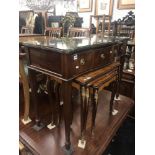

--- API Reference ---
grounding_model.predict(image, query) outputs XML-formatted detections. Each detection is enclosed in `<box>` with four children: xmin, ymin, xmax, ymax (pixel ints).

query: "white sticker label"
<box><xmin>73</xmin><ymin>54</ymin><xmax>78</xmax><ymax>60</ymax></box>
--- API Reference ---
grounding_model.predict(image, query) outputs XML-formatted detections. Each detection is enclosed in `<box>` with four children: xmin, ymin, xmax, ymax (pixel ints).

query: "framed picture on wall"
<box><xmin>95</xmin><ymin>0</ymin><xmax>114</xmax><ymax>16</ymax></box>
<box><xmin>78</xmin><ymin>0</ymin><xmax>93</xmax><ymax>12</ymax></box>
<box><xmin>117</xmin><ymin>0</ymin><xmax>135</xmax><ymax>9</ymax></box>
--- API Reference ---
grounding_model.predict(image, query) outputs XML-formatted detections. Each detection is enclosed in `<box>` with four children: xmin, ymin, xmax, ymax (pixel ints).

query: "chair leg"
<box><xmin>91</xmin><ymin>89</ymin><xmax>99</xmax><ymax>135</ymax></box>
<box><xmin>54</xmin><ymin>82</ymin><xmax>61</xmax><ymax>126</ymax></box>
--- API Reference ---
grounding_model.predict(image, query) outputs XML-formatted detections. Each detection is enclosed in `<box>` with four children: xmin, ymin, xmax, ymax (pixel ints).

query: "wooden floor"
<box><xmin>19</xmin><ymin>89</ymin><xmax>134</xmax><ymax>155</ymax></box>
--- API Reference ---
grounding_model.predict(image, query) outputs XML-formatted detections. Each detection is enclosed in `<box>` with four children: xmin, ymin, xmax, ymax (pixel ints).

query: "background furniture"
<box><xmin>90</xmin><ymin>15</ymin><xmax>112</xmax><ymax>35</ymax></box>
<box><xmin>67</xmin><ymin>27</ymin><xmax>90</xmax><ymax>37</ymax></box>
<box><xmin>45</xmin><ymin>12</ymin><xmax>83</xmax><ymax>37</ymax></box>
<box><xmin>113</xmin><ymin>11</ymin><xmax>135</xmax><ymax>39</ymax></box>
<box><xmin>44</xmin><ymin>27</ymin><xmax>62</xmax><ymax>37</ymax></box>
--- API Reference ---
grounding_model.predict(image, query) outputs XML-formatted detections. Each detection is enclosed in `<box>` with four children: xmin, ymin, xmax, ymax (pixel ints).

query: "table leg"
<box><xmin>116</xmin><ymin>57</ymin><xmax>124</xmax><ymax>99</ymax></box>
<box><xmin>19</xmin><ymin>60</ymin><xmax>31</xmax><ymax>124</ymax></box>
<box><xmin>62</xmin><ymin>81</ymin><xmax>74</xmax><ymax>155</ymax></box>
<box><xmin>91</xmin><ymin>88</ymin><xmax>99</xmax><ymax>135</ymax></box>
<box><xmin>110</xmin><ymin>81</ymin><xmax>117</xmax><ymax>115</ymax></box>
<box><xmin>28</xmin><ymin>69</ymin><xmax>45</xmax><ymax>131</ymax></box>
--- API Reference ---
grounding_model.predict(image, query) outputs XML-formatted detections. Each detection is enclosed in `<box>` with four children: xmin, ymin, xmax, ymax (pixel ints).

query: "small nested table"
<box><xmin>72</xmin><ymin>62</ymin><xmax>120</xmax><ymax>148</ymax></box>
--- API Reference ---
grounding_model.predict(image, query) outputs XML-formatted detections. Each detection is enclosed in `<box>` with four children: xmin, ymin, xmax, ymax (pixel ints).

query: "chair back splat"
<box><xmin>44</xmin><ymin>27</ymin><xmax>62</xmax><ymax>38</ymax></box>
<box><xmin>67</xmin><ymin>27</ymin><xmax>90</xmax><ymax>37</ymax></box>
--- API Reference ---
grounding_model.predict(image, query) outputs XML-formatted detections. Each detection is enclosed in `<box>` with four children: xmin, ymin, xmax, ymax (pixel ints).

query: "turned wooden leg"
<box><xmin>80</xmin><ymin>87</ymin><xmax>90</xmax><ymax>139</ymax></box>
<box><xmin>28</xmin><ymin>69</ymin><xmax>44</xmax><ymax>131</ymax></box>
<box><xmin>110</xmin><ymin>81</ymin><xmax>117</xmax><ymax>115</ymax></box>
<box><xmin>116</xmin><ymin>65</ymin><xmax>122</xmax><ymax>99</ymax></box>
<box><xmin>19</xmin><ymin>60</ymin><xmax>30</xmax><ymax>122</ymax></box>
<box><xmin>62</xmin><ymin>80</ymin><xmax>73</xmax><ymax>154</ymax></box>
<box><xmin>83</xmin><ymin>87</ymin><xmax>90</xmax><ymax>137</ymax></box>
<box><xmin>80</xmin><ymin>86</ymin><xmax>85</xmax><ymax>140</ymax></box>
<box><xmin>91</xmin><ymin>88</ymin><xmax>99</xmax><ymax>135</ymax></box>
<box><xmin>78</xmin><ymin>86</ymin><xmax>90</xmax><ymax>149</ymax></box>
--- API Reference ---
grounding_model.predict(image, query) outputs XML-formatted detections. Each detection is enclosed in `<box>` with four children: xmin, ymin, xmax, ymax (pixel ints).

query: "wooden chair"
<box><xmin>21</xmin><ymin>26</ymin><xmax>33</xmax><ymax>34</ymax></box>
<box><xmin>90</xmin><ymin>15</ymin><xmax>112</xmax><ymax>36</ymax></box>
<box><xmin>115</xmin><ymin>11</ymin><xmax>135</xmax><ymax>39</ymax></box>
<box><xmin>44</xmin><ymin>27</ymin><xmax>62</xmax><ymax>38</ymax></box>
<box><xmin>72</xmin><ymin>62</ymin><xmax>120</xmax><ymax>148</ymax></box>
<box><xmin>67</xmin><ymin>27</ymin><xmax>90</xmax><ymax>37</ymax></box>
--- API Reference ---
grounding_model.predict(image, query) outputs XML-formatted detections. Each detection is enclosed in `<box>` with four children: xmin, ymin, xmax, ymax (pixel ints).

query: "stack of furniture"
<box><xmin>19</xmin><ymin>32</ymin><xmax>132</xmax><ymax>154</ymax></box>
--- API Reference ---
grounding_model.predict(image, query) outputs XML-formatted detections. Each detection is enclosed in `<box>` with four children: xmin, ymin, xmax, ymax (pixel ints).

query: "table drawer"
<box><xmin>69</xmin><ymin>50</ymin><xmax>94</xmax><ymax>76</ymax></box>
<box><xmin>94</xmin><ymin>46</ymin><xmax>114</xmax><ymax>67</ymax></box>
<box><xmin>28</xmin><ymin>47</ymin><xmax>62</xmax><ymax>75</ymax></box>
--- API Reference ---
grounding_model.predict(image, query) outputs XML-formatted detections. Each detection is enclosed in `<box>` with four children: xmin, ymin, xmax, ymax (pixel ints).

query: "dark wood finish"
<box><xmin>114</xmin><ymin>11</ymin><xmax>135</xmax><ymax>39</ymax></box>
<box><xmin>94</xmin><ymin>46</ymin><xmax>114</xmax><ymax>67</ymax></box>
<box><xmin>20</xmin><ymin>35</ymin><xmax>127</xmax><ymax>80</ymax></box>
<box><xmin>19</xmin><ymin>35</ymin><xmax>128</xmax><ymax>152</ymax></box>
<box><xmin>61</xmin><ymin>80</ymin><xmax>72</xmax><ymax>150</ymax></box>
<box><xmin>19</xmin><ymin>91</ymin><xmax>134</xmax><ymax>155</ymax></box>
<box><xmin>120</xmin><ymin>69</ymin><xmax>135</xmax><ymax>99</ymax></box>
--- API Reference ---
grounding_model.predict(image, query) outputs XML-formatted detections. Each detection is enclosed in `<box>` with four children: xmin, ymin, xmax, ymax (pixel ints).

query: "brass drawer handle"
<box><xmin>100</xmin><ymin>54</ymin><xmax>105</xmax><ymax>59</ymax></box>
<box><xmin>80</xmin><ymin>58</ymin><xmax>85</xmax><ymax>65</ymax></box>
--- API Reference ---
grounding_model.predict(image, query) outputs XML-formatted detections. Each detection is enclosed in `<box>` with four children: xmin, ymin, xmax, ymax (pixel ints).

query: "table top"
<box><xmin>19</xmin><ymin>35</ymin><xmax>129</xmax><ymax>54</ymax></box>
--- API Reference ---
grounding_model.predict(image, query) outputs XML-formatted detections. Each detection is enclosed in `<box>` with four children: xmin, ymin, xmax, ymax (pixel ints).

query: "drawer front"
<box><xmin>122</xmin><ymin>72</ymin><xmax>135</xmax><ymax>81</ymax></box>
<box><xmin>94</xmin><ymin>46</ymin><xmax>114</xmax><ymax>67</ymax></box>
<box><xmin>29</xmin><ymin>48</ymin><xmax>62</xmax><ymax>75</ymax></box>
<box><xmin>69</xmin><ymin>50</ymin><xmax>94</xmax><ymax>76</ymax></box>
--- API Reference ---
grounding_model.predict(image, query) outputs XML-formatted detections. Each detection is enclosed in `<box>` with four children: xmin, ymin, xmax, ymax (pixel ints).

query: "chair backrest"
<box><xmin>21</xmin><ymin>26</ymin><xmax>33</xmax><ymax>34</ymax></box>
<box><xmin>115</xmin><ymin>11</ymin><xmax>135</xmax><ymax>39</ymax></box>
<box><xmin>90</xmin><ymin>15</ymin><xmax>112</xmax><ymax>36</ymax></box>
<box><xmin>44</xmin><ymin>27</ymin><xmax>62</xmax><ymax>38</ymax></box>
<box><xmin>67</xmin><ymin>27</ymin><xmax>90</xmax><ymax>37</ymax></box>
